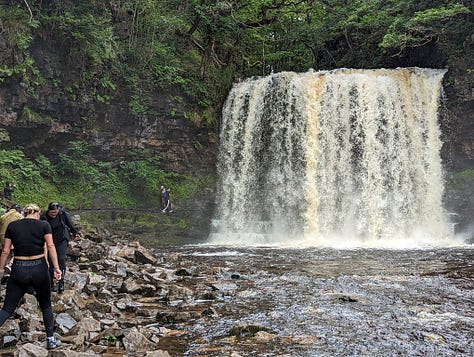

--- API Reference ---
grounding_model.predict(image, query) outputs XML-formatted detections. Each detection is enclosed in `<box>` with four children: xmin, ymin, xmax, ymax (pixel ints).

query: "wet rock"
<box><xmin>76</xmin><ymin>317</ymin><xmax>102</xmax><ymax>335</ymax></box>
<box><xmin>155</xmin><ymin>310</ymin><xmax>201</xmax><ymax>324</ymax></box>
<box><xmin>2</xmin><ymin>335</ymin><xmax>17</xmax><ymax>348</ymax></box>
<box><xmin>87</xmin><ymin>272</ymin><xmax>107</xmax><ymax>286</ymax></box>
<box><xmin>134</xmin><ymin>244</ymin><xmax>158</xmax><ymax>265</ymax></box>
<box><xmin>85</xmin><ymin>298</ymin><xmax>113</xmax><ymax>315</ymax></box>
<box><xmin>74</xmin><ymin>239</ymin><xmax>107</xmax><ymax>262</ymax></box>
<box><xmin>56</xmin><ymin>312</ymin><xmax>78</xmax><ymax>333</ymax></box>
<box><xmin>83</xmin><ymin>284</ymin><xmax>99</xmax><ymax>296</ymax></box>
<box><xmin>338</xmin><ymin>295</ymin><xmax>358</xmax><ymax>303</ymax></box>
<box><xmin>121</xmin><ymin>277</ymin><xmax>144</xmax><ymax>294</ymax></box>
<box><xmin>84</xmin><ymin>232</ymin><xmax>103</xmax><ymax>243</ymax></box>
<box><xmin>122</xmin><ymin>327</ymin><xmax>157</xmax><ymax>353</ymax></box>
<box><xmin>65</xmin><ymin>271</ymin><xmax>89</xmax><ymax>291</ymax></box>
<box><xmin>116</xmin><ymin>261</ymin><xmax>128</xmax><ymax>277</ymax></box>
<box><xmin>15</xmin><ymin>342</ymin><xmax>48</xmax><ymax>356</ymax></box>
<box><xmin>166</xmin><ymin>252</ymin><xmax>181</xmax><ymax>261</ymax></box>
<box><xmin>201</xmin><ymin>306</ymin><xmax>218</xmax><ymax>317</ymax></box>
<box><xmin>253</xmin><ymin>331</ymin><xmax>276</xmax><ymax>342</ymax></box>
<box><xmin>199</xmin><ymin>292</ymin><xmax>217</xmax><ymax>300</ymax></box>
<box><xmin>116</xmin><ymin>296</ymin><xmax>142</xmax><ymax>312</ymax></box>
<box><xmin>113</xmin><ymin>245</ymin><xmax>136</xmax><ymax>262</ymax></box>
<box><xmin>423</xmin><ymin>332</ymin><xmax>446</xmax><ymax>343</ymax></box>
<box><xmin>228</xmin><ymin>324</ymin><xmax>273</xmax><ymax>338</ymax></box>
<box><xmin>89</xmin><ymin>327</ymin><xmax>125</xmax><ymax>344</ymax></box>
<box><xmin>209</xmin><ymin>281</ymin><xmax>238</xmax><ymax>294</ymax></box>
<box><xmin>168</xmin><ymin>284</ymin><xmax>194</xmax><ymax>300</ymax></box>
<box><xmin>104</xmin><ymin>275</ymin><xmax>125</xmax><ymax>292</ymax></box>
<box><xmin>175</xmin><ymin>268</ymin><xmax>192</xmax><ymax>276</ymax></box>
<box><xmin>145</xmin><ymin>350</ymin><xmax>171</xmax><ymax>357</ymax></box>
<box><xmin>0</xmin><ymin>320</ymin><xmax>20</xmax><ymax>343</ymax></box>
<box><xmin>280</xmin><ymin>335</ymin><xmax>319</xmax><ymax>344</ymax></box>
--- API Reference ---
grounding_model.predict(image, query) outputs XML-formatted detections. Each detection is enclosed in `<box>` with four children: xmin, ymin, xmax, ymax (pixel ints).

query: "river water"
<box><xmin>153</xmin><ymin>243</ymin><xmax>473</xmax><ymax>357</ymax></box>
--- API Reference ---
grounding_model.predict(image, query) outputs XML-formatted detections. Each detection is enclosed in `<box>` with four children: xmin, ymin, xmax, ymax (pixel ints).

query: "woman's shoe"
<box><xmin>47</xmin><ymin>337</ymin><xmax>61</xmax><ymax>349</ymax></box>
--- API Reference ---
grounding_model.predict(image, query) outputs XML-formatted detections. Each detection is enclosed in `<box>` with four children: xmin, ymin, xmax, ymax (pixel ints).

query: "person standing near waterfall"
<box><xmin>3</xmin><ymin>181</ymin><xmax>16</xmax><ymax>201</ymax></box>
<box><xmin>41</xmin><ymin>202</ymin><xmax>82</xmax><ymax>293</ymax></box>
<box><xmin>160</xmin><ymin>185</ymin><xmax>166</xmax><ymax>210</ymax></box>
<box><xmin>161</xmin><ymin>187</ymin><xmax>171</xmax><ymax>213</ymax></box>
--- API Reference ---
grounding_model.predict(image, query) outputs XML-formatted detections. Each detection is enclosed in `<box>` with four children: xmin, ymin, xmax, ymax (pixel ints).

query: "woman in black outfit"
<box><xmin>41</xmin><ymin>202</ymin><xmax>81</xmax><ymax>293</ymax></box>
<box><xmin>0</xmin><ymin>203</ymin><xmax>62</xmax><ymax>349</ymax></box>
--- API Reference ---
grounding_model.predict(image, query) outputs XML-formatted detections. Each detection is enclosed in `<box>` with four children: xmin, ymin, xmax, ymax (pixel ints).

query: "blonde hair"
<box><xmin>23</xmin><ymin>203</ymin><xmax>40</xmax><ymax>215</ymax></box>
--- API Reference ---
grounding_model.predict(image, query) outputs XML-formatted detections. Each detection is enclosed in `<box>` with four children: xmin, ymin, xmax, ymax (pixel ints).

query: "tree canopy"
<box><xmin>0</xmin><ymin>0</ymin><xmax>472</xmax><ymax>127</ymax></box>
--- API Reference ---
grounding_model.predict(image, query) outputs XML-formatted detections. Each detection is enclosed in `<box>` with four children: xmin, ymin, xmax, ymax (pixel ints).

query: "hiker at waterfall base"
<box><xmin>3</xmin><ymin>181</ymin><xmax>16</xmax><ymax>201</ymax></box>
<box><xmin>161</xmin><ymin>187</ymin><xmax>174</xmax><ymax>213</ymax></box>
<box><xmin>0</xmin><ymin>204</ymin><xmax>23</xmax><ymax>247</ymax></box>
<box><xmin>160</xmin><ymin>185</ymin><xmax>166</xmax><ymax>210</ymax></box>
<box><xmin>0</xmin><ymin>203</ymin><xmax>23</xmax><ymax>284</ymax></box>
<box><xmin>41</xmin><ymin>202</ymin><xmax>82</xmax><ymax>293</ymax></box>
<box><xmin>0</xmin><ymin>203</ymin><xmax>62</xmax><ymax>349</ymax></box>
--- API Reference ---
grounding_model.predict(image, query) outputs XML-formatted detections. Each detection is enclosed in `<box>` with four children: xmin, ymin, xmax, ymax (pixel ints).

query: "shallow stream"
<box><xmin>154</xmin><ymin>245</ymin><xmax>473</xmax><ymax>356</ymax></box>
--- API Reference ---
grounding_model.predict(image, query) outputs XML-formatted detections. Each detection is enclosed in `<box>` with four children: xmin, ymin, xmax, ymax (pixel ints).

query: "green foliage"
<box><xmin>47</xmin><ymin>10</ymin><xmax>119</xmax><ymax>69</ymax></box>
<box><xmin>0</xmin><ymin>150</ymin><xmax>58</xmax><ymax>207</ymax></box>
<box><xmin>103</xmin><ymin>335</ymin><xmax>117</xmax><ymax>346</ymax></box>
<box><xmin>380</xmin><ymin>2</ymin><xmax>471</xmax><ymax>56</ymax></box>
<box><xmin>452</xmin><ymin>169</ymin><xmax>474</xmax><ymax>181</ymax></box>
<box><xmin>128</xmin><ymin>94</ymin><xmax>156</xmax><ymax>116</ymax></box>
<box><xmin>0</xmin><ymin>4</ymin><xmax>37</xmax><ymax>48</ymax></box>
<box><xmin>21</xmin><ymin>107</ymin><xmax>52</xmax><ymax>124</ymax></box>
<box><xmin>0</xmin><ymin>5</ymin><xmax>43</xmax><ymax>88</ymax></box>
<box><xmin>3</xmin><ymin>0</ymin><xmax>469</xmax><ymax>129</ymax></box>
<box><xmin>0</xmin><ymin>55</ymin><xmax>44</xmax><ymax>90</ymax></box>
<box><xmin>446</xmin><ymin>169</ymin><xmax>474</xmax><ymax>190</ymax></box>
<box><xmin>1</xmin><ymin>0</ymin><xmax>473</xmax><ymax>117</ymax></box>
<box><xmin>0</xmin><ymin>143</ymin><xmax>210</xmax><ymax>212</ymax></box>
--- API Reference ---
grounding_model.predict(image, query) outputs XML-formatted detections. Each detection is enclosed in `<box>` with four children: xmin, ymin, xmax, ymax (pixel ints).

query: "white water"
<box><xmin>210</xmin><ymin>68</ymin><xmax>459</xmax><ymax>248</ymax></box>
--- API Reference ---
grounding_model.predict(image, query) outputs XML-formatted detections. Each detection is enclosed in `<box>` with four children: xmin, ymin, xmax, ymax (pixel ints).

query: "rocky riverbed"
<box><xmin>0</xmin><ymin>228</ymin><xmax>472</xmax><ymax>356</ymax></box>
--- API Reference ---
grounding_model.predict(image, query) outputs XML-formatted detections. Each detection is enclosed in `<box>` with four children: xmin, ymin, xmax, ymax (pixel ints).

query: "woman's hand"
<box><xmin>53</xmin><ymin>267</ymin><xmax>62</xmax><ymax>282</ymax></box>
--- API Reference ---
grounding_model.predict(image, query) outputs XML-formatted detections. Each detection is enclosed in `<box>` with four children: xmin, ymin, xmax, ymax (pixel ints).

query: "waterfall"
<box><xmin>210</xmin><ymin>68</ymin><xmax>452</xmax><ymax>247</ymax></box>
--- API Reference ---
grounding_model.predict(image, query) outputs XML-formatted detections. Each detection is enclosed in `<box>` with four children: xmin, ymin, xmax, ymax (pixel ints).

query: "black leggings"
<box><xmin>0</xmin><ymin>258</ymin><xmax>54</xmax><ymax>337</ymax></box>
<box><xmin>48</xmin><ymin>239</ymin><xmax>68</xmax><ymax>283</ymax></box>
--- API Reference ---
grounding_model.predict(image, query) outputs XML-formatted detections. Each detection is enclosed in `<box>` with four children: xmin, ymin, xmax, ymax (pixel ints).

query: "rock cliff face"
<box><xmin>0</xmin><ymin>35</ymin><xmax>217</xmax><ymax>174</ymax></box>
<box><xmin>1</xmin><ymin>71</ymin><xmax>471</xmax><ymax>172</ymax></box>
<box><xmin>441</xmin><ymin>57</ymin><xmax>474</xmax><ymax>240</ymax></box>
<box><xmin>443</xmin><ymin>60</ymin><xmax>474</xmax><ymax>171</ymax></box>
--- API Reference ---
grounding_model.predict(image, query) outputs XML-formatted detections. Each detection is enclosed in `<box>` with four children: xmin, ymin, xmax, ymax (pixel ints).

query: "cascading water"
<box><xmin>210</xmin><ymin>68</ymin><xmax>453</xmax><ymax>247</ymax></box>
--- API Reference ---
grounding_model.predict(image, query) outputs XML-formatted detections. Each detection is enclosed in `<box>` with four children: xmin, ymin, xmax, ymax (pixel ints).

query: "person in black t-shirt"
<box><xmin>41</xmin><ymin>202</ymin><xmax>82</xmax><ymax>293</ymax></box>
<box><xmin>0</xmin><ymin>203</ymin><xmax>62</xmax><ymax>349</ymax></box>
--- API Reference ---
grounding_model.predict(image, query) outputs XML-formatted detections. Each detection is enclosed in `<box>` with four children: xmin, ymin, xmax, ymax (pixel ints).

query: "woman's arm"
<box><xmin>44</xmin><ymin>233</ymin><xmax>61</xmax><ymax>281</ymax></box>
<box><xmin>62</xmin><ymin>211</ymin><xmax>82</xmax><ymax>238</ymax></box>
<box><xmin>0</xmin><ymin>239</ymin><xmax>12</xmax><ymax>270</ymax></box>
